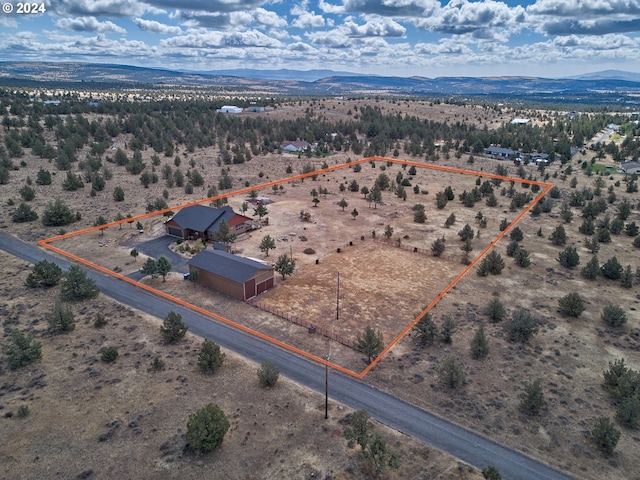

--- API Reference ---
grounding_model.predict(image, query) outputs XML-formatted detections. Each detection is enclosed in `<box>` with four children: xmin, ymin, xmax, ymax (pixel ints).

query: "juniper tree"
<box><xmin>2</xmin><ymin>329</ymin><xmax>42</xmax><ymax>369</ymax></box>
<box><xmin>198</xmin><ymin>339</ymin><xmax>225</xmax><ymax>374</ymax></box>
<box><xmin>558</xmin><ymin>246</ymin><xmax>580</xmax><ymax>268</ymax></box>
<box><xmin>440</xmin><ymin>314</ymin><xmax>456</xmax><ymax>344</ymax></box>
<box><xmin>505</xmin><ymin>308</ymin><xmax>539</xmax><ymax>343</ymax></box>
<box><xmin>549</xmin><ymin>225</ymin><xmax>567</xmax><ymax>245</ymax></box>
<box><xmin>160</xmin><ymin>311</ymin><xmax>188</xmax><ymax>344</ymax></box>
<box><xmin>437</xmin><ymin>354</ymin><xmax>465</xmax><ymax>390</ymax></box>
<box><xmin>186</xmin><ymin>403</ymin><xmax>230</xmax><ymax>453</ymax></box>
<box><xmin>413</xmin><ymin>312</ymin><xmax>438</xmax><ymax>346</ymax></box>
<box><xmin>558</xmin><ymin>292</ymin><xmax>585</xmax><ymax>318</ymax></box>
<box><xmin>470</xmin><ymin>323</ymin><xmax>489</xmax><ymax>360</ymax></box>
<box><xmin>59</xmin><ymin>266</ymin><xmax>99</xmax><ymax>301</ymax></box>
<box><xmin>514</xmin><ymin>247</ymin><xmax>531</xmax><ymax>268</ymax></box>
<box><xmin>355</xmin><ymin>325</ymin><xmax>384</xmax><ymax>363</ymax></box>
<box><xmin>485</xmin><ymin>297</ymin><xmax>506</xmax><ymax>322</ymax></box>
<box><xmin>47</xmin><ymin>301</ymin><xmax>75</xmax><ymax>333</ymax></box>
<box><xmin>581</xmin><ymin>255</ymin><xmax>600</xmax><ymax>280</ymax></box>
<box><xmin>257</xmin><ymin>360</ymin><xmax>280</xmax><ymax>387</ymax></box>
<box><xmin>520</xmin><ymin>379</ymin><xmax>546</xmax><ymax>416</ymax></box>
<box><xmin>25</xmin><ymin>260</ymin><xmax>62</xmax><ymax>288</ymax></box>
<box><xmin>591</xmin><ymin>417</ymin><xmax>620</xmax><ymax>455</ymax></box>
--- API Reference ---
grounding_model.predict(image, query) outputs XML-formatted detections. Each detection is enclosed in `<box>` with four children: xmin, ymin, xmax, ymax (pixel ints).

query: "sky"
<box><xmin>0</xmin><ymin>0</ymin><xmax>639</xmax><ymax>78</ymax></box>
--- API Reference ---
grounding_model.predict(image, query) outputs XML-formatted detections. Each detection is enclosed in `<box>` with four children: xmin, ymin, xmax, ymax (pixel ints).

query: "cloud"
<box><xmin>133</xmin><ymin>18</ymin><xmax>182</xmax><ymax>34</ymax></box>
<box><xmin>49</xmin><ymin>0</ymin><xmax>151</xmax><ymax>17</ymax></box>
<box><xmin>527</xmin><ymin>0</ymin><xmax>640</xmax><ymax>36</ymax></box>
<box><xmin>175</xmin><ymin>7</ymin><xmax>286</xmax><ymax>30</ymax></box>
<box><xmin>55</xmin><ymin>17</ymin><xmax>127</xmax><ymax>34</ymax></box>
<box><xmin>414</xmin><ymin>0</ymin><xmax>525</xmax><ymax>41</ymax></box>
<box><xmin>292</xmin><ymin>10</ymin><xmax>328</xmax><ymax>29</ymax></box>
<box><xmin>141</xmin><ymin>0</ymin><xmax>266</xmax><ymax>14</ymax></box>
<box><xmin>318</xmin><ymin>0</ymin><xmax>438</xmax><ymax>17</ymax></box>
<box><xmin>415</xmin><ymin>39</ymin><xmax>475</xmax><ymax>56</ymax></box>
<box><xmin>160</xmin><ymin>29</ymin><xmax>283</xmax><ymax>49</ymax></box>
<box><xmin>306</xmin><ymin>16</ymin><xmax>405</xmax><ymax>47</ymax></box>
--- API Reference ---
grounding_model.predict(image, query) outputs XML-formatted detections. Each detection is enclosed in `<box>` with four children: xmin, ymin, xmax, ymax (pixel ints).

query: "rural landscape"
<box><xmin>1</xmin><ymin>72</ymin><xmax>640</xmax><ymax>480</ymax></box>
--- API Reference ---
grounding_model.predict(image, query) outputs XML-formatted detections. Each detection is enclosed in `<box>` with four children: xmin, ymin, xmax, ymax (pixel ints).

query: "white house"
<box><xmin>621</xmin><ymin>161</ymin><xmax>640</xmax><ymax>174</ymax></box>
<box><xmin>281</xmin><ymin>140</ymin><xmax>311</xmax><ymax>152</ymax></box>
<box><xmin>218</xmin><ymin>105</ymin><xmax>243</xmax><ymax>113</ymax></box>
<box><xmin>510</xmin><ymin>118</ymin><xmax>530</xmax><ymax>125</ymax></box>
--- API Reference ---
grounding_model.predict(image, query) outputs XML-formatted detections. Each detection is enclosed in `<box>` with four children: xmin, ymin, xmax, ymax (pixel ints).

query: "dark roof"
<box><xmin>188</xmin><ymin>250</ymin><xmax>272</xmax><ymax>284</ymax></box>
<box><xmin>170</xmin><ymin>205</ymin><xmax>235</xmax><ymax>233</ymax></box>
<box><xmin>485</xmin><ymin>146</ymin><xmax>517</xmax><ymax>156</ymax></box>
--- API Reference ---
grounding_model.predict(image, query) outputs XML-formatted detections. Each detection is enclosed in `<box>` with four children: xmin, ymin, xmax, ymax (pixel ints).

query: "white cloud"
<box><xmin>134</xmin><ymin>18</ymin><xmax>182</xmax><ymax>35</ymax></box>
<box><xmin>318</xmin><ymin>0</ymin><xmax>439</xmax><ymax>17</ymax></box>
<box><xmin>414</xmin><ymin>0</ymin><xmax>525</xmax><ymax>41</ymax></box>
<box><xmin>56</xmin><ymin>17</ymin><xmax>127</xmax><ymax>34</ymax></box>
<box><xmin>161</xmin><ymin>29</ymin><xmax>283</xmax><ymax>49</ymax></box>
<box><xmin>49</xmin><ymin>0</ymin><xmax>151</xmax><ymax>17</ymax></box>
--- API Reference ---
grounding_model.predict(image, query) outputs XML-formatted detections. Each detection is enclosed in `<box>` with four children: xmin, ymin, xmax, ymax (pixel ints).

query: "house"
<box><xmin>485</xmin><ymin>146</ymin><xmax>519</xmax><ymax>159</ymax></box>
<box><xmin>217</xmin><ymin>105</ymin><xmax>243</xmax><ymax>113</ymax></box>
<box><xmin>510</xmin><ymin>118</ymin><xmax>530</xmax><ymax>125</ymax></box>
<box><xmin>188</xmin><ymin>250</ymin><xmax>274</xmax><ymax>301</ymax></box>
<box><xmin>621</xmin><ymin>161</ymin><xmax>640</xmax><ymax>174</ymax></box>
<box><xmin>165</xmin><ymin>205</ymin><xmax>252</xmax><ymax>240</ymax></box>
<box><xmin>531</xmin><ymin>153</ymin><xmax>550</xmax><ymax>165</ymax></box>
<box><xmin>247</xmin><ymin>106</ymin><xmax>265</xmax><ymax>112</ymax></box>
<box><xmin>281</xmin><ymin>140</ymin><xmax>311</xmax><ymax>152</ymax></box>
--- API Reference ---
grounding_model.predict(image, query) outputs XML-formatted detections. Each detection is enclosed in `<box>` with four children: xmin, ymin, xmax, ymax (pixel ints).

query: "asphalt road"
<box><xmin>0</xmin><ymin>231</ymin><xmax>574</xmax><ymax>480</ymax></box>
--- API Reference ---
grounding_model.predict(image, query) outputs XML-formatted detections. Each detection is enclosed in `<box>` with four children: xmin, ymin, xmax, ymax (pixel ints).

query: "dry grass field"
<box><xmin>1</xmin><ymin>97</ymin><xmax>639</xmax><ymax>479</ymax></box>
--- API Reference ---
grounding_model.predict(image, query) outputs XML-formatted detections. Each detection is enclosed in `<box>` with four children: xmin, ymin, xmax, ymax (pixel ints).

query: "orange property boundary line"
<box><xmin>39</xmin><ymin>156</ymin><xmax>552</xmax><ymax>379</ymax></box>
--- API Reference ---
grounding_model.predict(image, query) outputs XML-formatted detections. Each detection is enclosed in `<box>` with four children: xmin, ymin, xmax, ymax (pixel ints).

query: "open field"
<box><xmin>1</xmin><ymin>96</ymin><xmax>640</xmax><ymax>479</ymax></box>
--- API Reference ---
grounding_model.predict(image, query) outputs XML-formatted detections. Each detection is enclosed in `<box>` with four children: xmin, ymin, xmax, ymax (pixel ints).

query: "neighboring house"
<box><xmin>247</xmin><ymin>106</ymin><xmax>265</xmax><ymax>112</ymax></box>
<box><xmin>607</xmin><ymin>123</ymin><xmax>620</xmax><ymax>132</ymax></box>
<box><xmin>188</xmin><ymin>250</ymin><xmax>274</xmax><ymax>301</ymax></box>
<box><xmin>621</xmin><ymin>161</ymin><xmax>640</xmax><ymax>174</ymax></box>
<box><xmin>530</xmin><ymin>153</ymin><xmax>550</xmax><ymax>165</ymax></box>
<box><xmin>485</xmin><ymin>146</ymin><xmax>519</xmax><ymax>159</ymax></box>
<box><xmin>281</xmin><ymin>140</ymin><xmax>311</xmax><ymax>152</ymax></box>
<box><xmin>217</xmin><ymin>105</ymin><xmax>243</xmax><ymax>113</ymax></box>
<box><xmin>165</xmin><ymin>205</ymin><xmax>252</xmax><ymax>240</ymax></box>
<box><xmin>510</xmin><ymin>118</ymin><xmax>530</xmax><ymax>125</ymax></box>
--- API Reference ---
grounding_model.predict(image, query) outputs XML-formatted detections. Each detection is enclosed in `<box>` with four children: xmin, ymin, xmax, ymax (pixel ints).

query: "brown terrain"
<box><xmin>1</xmin><ymin>97</ymin><xmax>639</xmax><ymax>479</ymax></box>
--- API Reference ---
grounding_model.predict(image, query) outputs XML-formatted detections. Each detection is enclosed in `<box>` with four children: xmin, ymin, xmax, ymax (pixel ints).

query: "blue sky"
<box><xmin>1</xmin><ymin>0</ymin><xmax>639</xmax><ymax>78</ymax></box>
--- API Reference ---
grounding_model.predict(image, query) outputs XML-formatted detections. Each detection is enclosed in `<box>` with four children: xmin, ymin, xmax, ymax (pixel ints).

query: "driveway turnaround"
<box><xmin>1</xmin><ymin>231</ymin><xmax>573</xmax><ymax>480</ymax></box>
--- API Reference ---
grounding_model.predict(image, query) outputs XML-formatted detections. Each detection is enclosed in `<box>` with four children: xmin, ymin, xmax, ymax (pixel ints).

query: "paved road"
<box><xmin>1</xmin><ymin>232</ymin><xmax>573</xmax><ymax>480</ymax></box>
<box><xmin>130</xmin><ymin>234</ymin><xmax>190</xmax><ymax>274</ymax></box>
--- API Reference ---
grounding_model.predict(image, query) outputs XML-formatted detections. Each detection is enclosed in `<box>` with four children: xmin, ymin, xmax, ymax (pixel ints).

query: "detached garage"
<box><xmin>188</xmin><ymin>250</ymin><xmax>274</xmax><ymax>301</ymax></box>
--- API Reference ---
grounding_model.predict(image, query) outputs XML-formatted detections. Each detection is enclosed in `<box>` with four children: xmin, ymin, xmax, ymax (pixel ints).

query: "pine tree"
<box><xmin>520</xmin><ymin>379</ymin><xmax>546</xmax><ymax>416</ymax></box>
<box><xmin>160</xmin><ymin>311</ymin><xmax>188</xmax><ymax>344</ymax></box>
<box><xmin>59</xmin><ymin>266</ymin><xmax>99</xmax><ymax>301</ymax></box>
<box><xmin>470</xmin><ymin>323</ymin><xmax>489</xmax><ymax>359</ymax></box>
<box><xmin>197</xmin><ymin>339</ymin><xmax>225</xmax><ymax>374</ymax></box>
<box><xmin>581</xmin><ymin>255</ymin><xmax>600</xmax><ymax>280</ymax></box>
<box><xmin>355</xmin><ymin>325</ymin><xmax>384</xmax><ymax>363</ymax></box>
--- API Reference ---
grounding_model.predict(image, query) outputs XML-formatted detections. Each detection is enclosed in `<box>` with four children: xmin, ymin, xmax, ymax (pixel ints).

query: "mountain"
<box><xmin>570</xmin><ymin>70</ymin><xmax>639</xmax><ymax>82</ymax></box>
<box><xmin>1</xmin><ymin>62</ymin><xmax>640</xmax><ymax>105</ymax></box>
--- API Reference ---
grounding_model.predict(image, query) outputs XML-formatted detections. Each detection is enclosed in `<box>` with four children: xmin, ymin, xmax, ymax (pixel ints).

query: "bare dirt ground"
<box><xmin>1</xmin><ymin>98</ymin><xmax>639</xmax><ymax>480</ymax></box>
<box><xmin>0</xmin><ymin>252</ymin><xmax>482</xmax><ymax>480</ymax></box>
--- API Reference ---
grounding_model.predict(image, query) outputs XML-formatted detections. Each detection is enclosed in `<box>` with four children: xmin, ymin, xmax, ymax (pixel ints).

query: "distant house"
<box><xmin>621</xmin><ymin>161</ymin><xmax>640</xmax><ymax>174</ymax></box>
<box><xmin>217</xmin><ymin>105</ymin><xmax>243</xmax><ymax>113</ymax></box>
<box><xmin>531</xmin><ymin>153</ymin><xmax>550</xmax><ymax>165</ymax></box>
<box><xmin>247</xmin><ymin>106</ymin><xmax>265</xmax><ymax>112</ymax></box>
<box><xmin>607</xmin><ymin>123</ymin><xmax>620</xmax><ymax>132</ymax></box>
<box><xmin>510</xmin><ymin>118</ymin><xmax>530</xmax><ymax>125</ymax></box>
<box><xmin>485</xmin><ymin>146</ymin><xmax>519</xmax><ymax>159</ymax></box>
<box><xmin>165</xmin><ymin>205</ymin><xmax>252</xmax><ymax>240</ymax></box>
<box><xmin>281</xmin><ymin>140</ymin><xmax>311</xmax><ymax>152</ymax></box>
<box><xmin>188</xmin><ymin>250</ymin><xmax>274</xmax><ymax>301</ymax></box>
<box><xmin>43</xmin><ymin>100</ymin><xmax>61</xmax><ymax>106</ymax></box>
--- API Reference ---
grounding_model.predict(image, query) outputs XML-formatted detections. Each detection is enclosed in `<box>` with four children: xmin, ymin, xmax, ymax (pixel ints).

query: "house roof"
<box><xmin>485</xmin><ymin>146</ymin><xmax>517</xmax><ymax>156</ymax></box>
<box><xmin>621</xmin><ymin>161</ymin><xmax>640</xmax><ymax>170</ymax></box>
<box><xmin>170</xmin><ymin>205</ymin><xmax>249</xmax><ymax>234</ymax></box>
<box><xmin>188</xmin><ymin>250</ymin><xmax>272</xmax><ymax>284</ymax></box>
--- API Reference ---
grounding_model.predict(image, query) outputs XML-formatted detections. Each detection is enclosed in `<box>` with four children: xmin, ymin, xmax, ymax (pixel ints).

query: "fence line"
<box><xmin>251</xmin><ymin>300</ymin><xmax>353</xmax><ymax>348</ymax></box>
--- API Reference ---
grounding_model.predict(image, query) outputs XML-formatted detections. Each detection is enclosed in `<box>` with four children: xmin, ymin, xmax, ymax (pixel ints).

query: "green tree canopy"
<box><xmin>160</xmin><ymin>311</ymin><xmax>188</xmax><ymax>344</ymax></box>
<box><xmin>198</xmin><ymin>339</ymin><xmax>225</xmax><ymax>374</ymax></box>
<box><xmin>355</xmin><ymin>325</ymin><xmax>384</xmax><ymax>363</ymax></box>
<box><xmin>186</xmin><ymin>403</ymin><xmax>230</xmax><ymax>453</ymax></box>
<box><xmin>59</xmin><ymin>266</ymin><xmax>99</xmax><ymax>301</ymax></box>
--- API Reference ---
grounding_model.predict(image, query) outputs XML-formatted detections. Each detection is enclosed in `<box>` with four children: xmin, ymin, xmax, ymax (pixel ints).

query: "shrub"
<box><xmin>620</xmin><ymin>265</ymin><xmax>634</xmax><ymax>289</ymax></box>
<box><xmin>197</xmin><ymin>339</ymin><xmax>225</xmax><ymax>374</ymax></box>
<box><xmin>186</xmin><ymin>403</ymin><xmax>230</xmax><ymax>453</ymax></box>
<box><xmin>437</xmin><ymin>354</ymin><xmax>465</xmax><ymax>390</ymax></box>
<box><xmin>514</xmin><ymin>248</ymin><xmax>531</xmax><ymax>268</ymax></box>
<box><xmin>581</xmin><ymin>255</ymin><xmax>600</xmax><ymax>280</ymax></box>
<box><xmin>520</xmin><ymin>379</ymin><xmax>546</xmax><ymax>416</ymax></box>
<box><xmin>509</xmin><ymin>226</ymin><xmax>523</xmax><ymax>242</ymax></box>
<box><xmin>549</xmin><ymin>225</ymin><xmax>567</xmax><ymax>245</ymax></box>
<box><xmin>616</xmin><ymin>395</ymin><xmax>640</xmax><ymax>429</ymax></box>
<box><xmin>60</xmin><ymin>265</ymin><xmax>99</xmax><ymax>301</ymax></box>
<box><xmin>257</xmin><ymin>360</ymin><xmax>280</xmax><ymax>387</ymax></box>
<box><xmin>101</xmin><ymin>347</ymin><xmax>119</xmax><ymax>363</ymax></box>
<box><xmin>149</xmin><ymin>356</ymin><xmax>166</xmax><ymax>372</ymax></box>
<box><xmin>2</xmin><ymin>329</ymin><xmax>42</xmax><ymax>369</ymax></box>
<box><xmin>485</xmin><ymin>297</ymin><xmax>506</xmax><ymax>322</ymax></box>
<box><xmin>591</xmin><ymin>417</ymin><xmax>620</xmax><ymax>455</ymax></box>
<box><xmin>477</xmin><ymin>251</ymin><xmax>504</xmax><ymax>276</ymax></box>
<box><xmin>506</xmin><ymin>240</ymin><xmax>520</xmax><ymax>257</ymax></box>
<box><xmin>413</xmin><ymin>312</ymin><xmax>438</xmax><ymax>346</ymax></box>
<box><xmin>470</xmin><ymin>323</ymin><xmax>489</xmax><ymax>360</ymax></box>
<box><xmin>504</xmin><ymin>308</ymin><xmax>539</xmax><ymax>343</ymax></box>
<box><xmin>431</xmin><ymin>236</ymin><xmax>446</xmax><ymax>256</ymax></box>
<box><xmin>47</xmin><ymin>301</ymin><xmax>75</xmax><ymax>333</ymax></box>
<box><xmin>558</xmin><ymin>246</ymin><xmax>580</xmax><ymax>268</ymax></box>
<box><xmin>93</xmin><ymin>313</ymin><xmax>108</xmax><ymax>328</ymax></box>
<box><xmin>12</xmin><ymin>203</ymin><xmax>38</xmax><ymax>223</ymax></box>
<box><xmin>17</xmin><ymin>405</ymin><xmax>30</xmax><ymax>418</ymax></box>
<box><xmin>482</xmin><ymin>466</ymin><xmax>502</xmax><ymax>480</ymax></box>
<box><xmin>558</xmin><ymin>292</ymin><xmax>585</xmax><ymax>318</ymax></box>
<box><xmin>601</xmin><ymin>304</ymin><xmax>627</xmax><ymax>327</ymax></box>
<box><xmin>160</xmin><ymin>311</ymin><xmax>188</xmax><ymax>344</ymax></box>
<box><xmin>601</xmin><ymin>256</ymin><xmax>623</xmax><ymax>280</ymax></box>
<box><xmin>440</xmin><ymin>314</ymin><xmax>456</xmax><ymax>344</ymax></box>
<box><xmin>25</xmin><ymin>260</ymin><xmax>62</xmax><ymax>288</ymax></box>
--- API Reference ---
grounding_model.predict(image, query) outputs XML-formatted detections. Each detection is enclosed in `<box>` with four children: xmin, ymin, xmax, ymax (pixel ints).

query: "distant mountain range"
<box><xmin>1</xmin><ymin>62</ymin><xmax>639</xmax><ymax>105</ymax></box>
